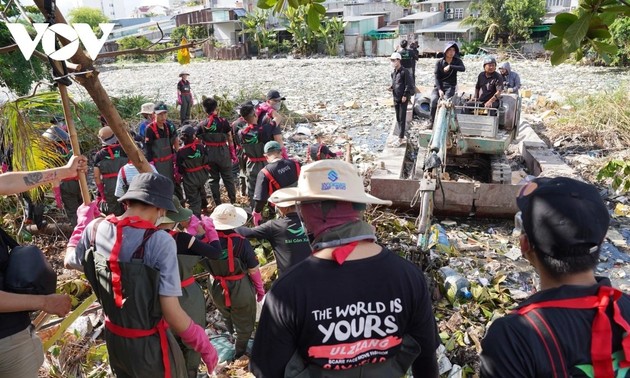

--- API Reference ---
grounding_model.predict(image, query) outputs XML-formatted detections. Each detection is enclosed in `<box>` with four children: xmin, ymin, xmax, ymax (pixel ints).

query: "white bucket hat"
<box><xmin>137</xmin><ymin>102</ymin><xmax>155</xmax><ymax>115</ymax></box>
<box><xmin>210</xmin><ymin>204</ymin><xmax>248</xmax><ymax>230</ymax></box>
<box><xmin>268</xmin><ymin>160</ymin><xmax>392</xmax><ymax>206</ymax></box>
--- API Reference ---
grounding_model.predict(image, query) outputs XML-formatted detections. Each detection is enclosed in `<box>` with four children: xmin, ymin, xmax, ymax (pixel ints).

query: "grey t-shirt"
<box><xmin>71</xmin><ymin>219</ymin><xmax>182</xmax><ymax>297</ymax></box>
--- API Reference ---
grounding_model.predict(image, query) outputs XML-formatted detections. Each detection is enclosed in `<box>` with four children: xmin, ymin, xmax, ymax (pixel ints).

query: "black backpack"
<box><xmin>0</xmin><ymin>228</ymin><xmax>56</xmax><ymax>295</ymax></box>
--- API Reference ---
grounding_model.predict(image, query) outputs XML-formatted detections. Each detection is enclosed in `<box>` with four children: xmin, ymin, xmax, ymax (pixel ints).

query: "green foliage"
<box><xmin>285</xmin><ymin>6</ymin><xmax>321</xmax><ymax>55</ymax></box>
<box><xmin>241</xmin><ymin>10</ymin><xmax>278</xmax><ymax>54</ymax></box>
<box><xmin>0</xmin><ymin>23</ymin><xmax>50</xmax><ymax>95</ymax></box>
<box><xmin>545</xmin><ymin>0</ymin><xmax>629</xmax><ymax>65</ymax></box>
<box><xmin>462</xmin><ymin>0</ymin><xmax>545</xmax><ymax>42</ymax></box>
<box><xmin>67</xmin><ymin>7</ymin><xmax>109</xmax><ymax>36</ymax></box>
<box><xmin>609</xmin><ymin>16</ymin><xmax>630</xmax><ymax>66</ymax></box>
<box><xmin>257</xmin><ymin>0</ymin><xmax>326</xmax><ymax>30</ymax></box>
<box><xmin>597</xmin><ymin>160</ymin><xmax>630</xmax><ymax>194</ymax></box>
<box><xmin>317</xmin><ymin>17</ymin><xmax>345</xmax><ymax>56</ymax></box>
<box><xmin>391</xmin><ymin>0</ymin><xmax>411</xmax><ymax>8</ymax></box>
<box><xmin>459</xmin><ymin>40</ymin><xmax>483</xmax><ymax>55</ymax></box>
<box><xmin>116</xmin><ymin>36</ymin><xmax>153</xmax><ymax>61</ymax></box>
<box><xmin>171</xmin><ymin>25</ymin><xmax>210</xmax><ymax>43</ymax></box>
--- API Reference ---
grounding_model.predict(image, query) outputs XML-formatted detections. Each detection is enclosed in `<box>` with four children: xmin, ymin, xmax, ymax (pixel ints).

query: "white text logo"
<box><xmin>6</xmin><ymin>23</ymin><xmax>115</xmax><ymax>61</ymax></box>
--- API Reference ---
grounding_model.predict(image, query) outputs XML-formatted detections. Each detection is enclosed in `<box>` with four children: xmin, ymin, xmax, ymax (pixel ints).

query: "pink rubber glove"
<box><xmin>252</xmin><ymin>211</ymin><xmax>262</xmax><ymax>226</ymax></box>
<box><xmin>229</xmin><ymin>145</ymin><xmax>238</xmax><ymax>164</ymax></box>
<box><xmin>200</xmin><ymin>216</ymin><xmax>219</xmax><ymax>243</ymax></box>
<box><xmin>53</xmin><ymin>186</ymin><xmax>63</xmax><ymax>209</ymax></box>
<box><xmin>67</xmin><ymin>202</ymin><xmax>100</xmax><ymax>248</ymax></box>
<box><xmin>186</xmin><ymin>215</ymin><xmax>201</xmax><ymax>236</ymax></box>
<box><xmin>1</xmin><ymin>162</ymin><xmax>8</xmax><ymax>173</ymax></box>
<box><xmin>281</xmin><ymin>146</ymin><xmax>289</xmax><ymax>160</ymax></box>
<box><xmin>179</xmin><ymin>321</ymin><xmax>218</xmax><ymax>372</ymax></box>
<box><xmin>335</xmin><ymin>151</ymin><xmax>344</xmax><ymax>157</ymax></box>
<box><xmin>177</xmin><ymin>95</ymin><xmax>182</xmax><ymax>106</ymax></box>
<box><xmin>173</xmin><ymin>162</ymin><xmax>182</xmax><ymax>184</ymax></box>
<box><xmin>249</xmin><ymin>269</ymin><xmax>265</xmax><ymax>302</ymax></box>
<box><xmin>96</xmin><ymin>183</ymin><xmax>105</xmax><ymax>199</ymax></box>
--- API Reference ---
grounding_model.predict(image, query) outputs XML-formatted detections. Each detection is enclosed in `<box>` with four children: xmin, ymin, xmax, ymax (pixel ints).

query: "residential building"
<box><xmin>395</xmin><ymin>0</ymin><xmax>478</xmax><ymax>55</ymax></box>
<box><xmin>209</xmin><ymin>8</ymin><xmax>248</xmax><ymax>46</ymax></box>
<box><xmin>343</xmin><ymin>15</ymin><xmax>381</xmax><ymax>54</ymax></box>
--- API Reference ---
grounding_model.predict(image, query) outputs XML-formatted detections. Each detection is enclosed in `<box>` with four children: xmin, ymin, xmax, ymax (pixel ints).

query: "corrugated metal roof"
<box><xmin>398</xmin><ymin>11</ymin><xmax>439</xmax><ymax>21</ymax></box>
<box><xmin>415</xmin><ymin>20</ymin><xmax>472</xmax><ymax>33</ymax></box>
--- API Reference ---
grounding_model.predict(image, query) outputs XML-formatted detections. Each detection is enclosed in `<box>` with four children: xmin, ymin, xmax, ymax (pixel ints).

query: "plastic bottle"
<box><xmin>439</xmin><ymin>267</ymin><xmax>472</xmax><ymax>300</ymax></box>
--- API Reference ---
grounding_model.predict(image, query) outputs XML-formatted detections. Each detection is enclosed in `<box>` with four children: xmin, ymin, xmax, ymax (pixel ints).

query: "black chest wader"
<box><xmin>98</xmin><ymin>145</ymin><xmax>128</xmax><ymax>216</ymax></box>
<box><xmin>241</xmin><ymin>140</ymin><xmax>266</xmax><ymax>203</ymax></box>
<box><xmin>309</xmin><ymin>144</ymin><xmax>330</xmax><ymax>162</ymax></box>
<box><xmin>198</xmin><ymin>120</ymin><xmax>236</xmax><ymax>204</ymax></box>
<box><xmin>179</xmin><ymin>142</ymin><xmax>209</xmax><ymax>217</ymax></box>
<box><xmin>84</xmin><ymin>217</ymin><xmax>187</xmax><ymax>378</ymax></box>
<box><xmin>60</xmin><ymin>177</ymin><xmax>81</xmax><ymax>226</ymax></box>
<box><xmin>172</xmin><ymin>231</ymin><xmax>206</xmax><ymax>378</ymax></box>
<box><xmin>202</xmin><ymin>232</ymin><xmax>255</xmax><ymax>357</ymax></box>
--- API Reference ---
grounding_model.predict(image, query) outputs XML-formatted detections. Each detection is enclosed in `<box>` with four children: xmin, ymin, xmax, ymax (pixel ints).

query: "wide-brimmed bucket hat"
<box><xmin>268</xmin><ymin>189</ymin><xmax>297</xmax><ymax>207</ymax></box>
<box><xmin>268</xmin><ymin>160</ymin><xmax>392</xmax><ymax>205</ymax></box>
<box><xmin>210</xmin><ymin>204</ymin><xmax>248</xmax><ymax>230</ymax></box>
<box><xmin>137</xmin><ymin>102</ymin><xmax>155</xmax><ymax>115</ymax></box>
<box><xmin>118</xmin><ymin>173</ymin><xmax>176</xmax><ymax>211</ymax></box>
<box><xmin>160</xmin><ymin>196</ymin><xmax>193</xmax><ymax>224</ymax></box>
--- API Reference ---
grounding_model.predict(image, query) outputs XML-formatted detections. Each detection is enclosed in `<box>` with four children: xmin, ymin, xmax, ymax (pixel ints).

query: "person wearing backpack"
<box><xmin>0</xmin><ymin>155</ymin><xmax>86</xmax><ymax>377</ymax></box>
<box><xmin>480</xmin><ymin>177</ymin><xmax>630</xmax><ymax>378</ymax></box>
<box><xmin>64</xmin><ymin>173</ymin><xmax>218</xmax><ymax>377</ymax></box>
<box><xmin>251</xmin><ymin>141</ymin><xmax>300</xmax><ymax>226</ymax></box>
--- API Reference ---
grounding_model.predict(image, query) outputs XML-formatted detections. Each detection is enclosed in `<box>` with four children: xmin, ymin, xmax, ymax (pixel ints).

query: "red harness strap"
<box><xmin>515</xmin><ymin>286</ymin><xmax>630</xmax><ymax>378</ymax></box>
<box><xmin>61</xmin><ymin>176</ymin><xmax>78</xmax><ymax>182</ymax></box>
<box><xmin>154</xmin><ymin>154</ymin><xmax>174</xmax><ymax>163</ymax></box>
<box><xmin>101</xmin><ymin>172</ymin><xmax>119</xmax><ymax>179</ymax></box>
<box><xmin>105</xmin><ymin>317</ymin><xmax>172</xmax><ymax>378</ymax></box>
<box><xmin>215</xmin><ymin>232</ymin><xmax>247</xmax><ymax>307</ymax></box>
<box><xmin>148</xmin><ymin>121</ymin><xmax>170</xmax><ymax>141</ymax></box>
<box><xmin>247</xmin><ymin>155</ymin><xmax>267</xmax><ymax>163</ymax></box>
<box><xmin>261</xmin><ymin>160</ymin><xmax>301</xmax><ymax>196</ymax></box>
<box><xmin>106</xmin><ymin>215</ymin><xmax>157</xmax><ymax>308</ymax></box>
<box><xmin>184</xmin><ymin>165</ymin><xmax>209</xmax><ymax>173</ymax></box>
<box><xmin>204</xmin><ymin>141</ymin><xmax>227</xmax><ymax>147</ymax></box>
<box><xmin>181</xmin><ymin>276</ymin><xmax>196</xmax><ymax>288</ymax></box>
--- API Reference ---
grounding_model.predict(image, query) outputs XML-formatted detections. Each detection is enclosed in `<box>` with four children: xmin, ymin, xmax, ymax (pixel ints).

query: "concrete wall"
<box><xmin>344</xmin><ymin>35</ymin><xmax>364</xmax><ymax>55</ymax></box>
<box><xmin>343</xmin><ymin>2</ymin><xmax>406</xmax><ymax>23</ymax></box>
<box><xmin>214</xmin><ymin>23</ymin><xmax>237</xmax><ymax>45</ymax></box>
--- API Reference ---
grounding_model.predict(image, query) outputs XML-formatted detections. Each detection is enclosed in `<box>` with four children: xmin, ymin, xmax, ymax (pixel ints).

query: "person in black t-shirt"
<box><xmin>177</xmin><ymin>71</ymin><xmax>193</xmax><ymax>124</ymax></box>
<box><xmin>0</xmin><ymin>157</ymin><xmax>86</xmax><ymax>376</ymax></box>
<box><xmin>236</xmin><ymin>196</ymin><xmax>311</xmax><ymax>277</ymax></box>
<box><xmin>480</xmin><ymin>177</ymin><xmax>630</xmax><ymax>378</ymax></box>
<box><xmin>307</xmin><ymin>133</ymin><xmax>338</xmax><ymax>162</ymax></box>
<box><xmin>467</xmin><ymin>56</ymin><xmax>503</xmax><ymax>115</ymax></box>
<box><xmin>251</xmin><ymin>141</ymin><xmax>300</xmax><ymax>225</ymax></box>
<box><xmin>430</xmin><ymin>41</ymin><xmax>465</xmax><ymax>125</ymax></box>
<box><xmin>250</xmin><ymin>160</ymin><xmax>439</xmax><ymax>377</ymax></box>
<box><xmin>397</xmin><ymin>39</ymin><xmax>414</xmax><ymax>82</ymax></box>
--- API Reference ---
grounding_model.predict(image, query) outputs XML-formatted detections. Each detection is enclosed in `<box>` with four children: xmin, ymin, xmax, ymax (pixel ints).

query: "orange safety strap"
<box><xmin>105</xmin><ymin>317</ymin><xmax>172</xmax><ymax>378</ymax></box>
<box><xmin>515</xmin><ymin>286</ymin><xmax>630</xmax><ymax>378</ymax></box>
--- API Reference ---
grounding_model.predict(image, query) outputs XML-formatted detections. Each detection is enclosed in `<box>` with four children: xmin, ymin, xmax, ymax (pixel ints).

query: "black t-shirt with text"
<box><xmin>236</xmin><ymin>212</ymin><xmax>311</xmax><ymax>276</ymax></box>
<box><xmin>250</xmin><ymin>247</ymin><xmax>439</xmax><ymax>377</ymax></box>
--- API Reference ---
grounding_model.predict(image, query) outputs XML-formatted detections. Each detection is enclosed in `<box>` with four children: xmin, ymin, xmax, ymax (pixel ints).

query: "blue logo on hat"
<box><xmin>328</xmin><ymin>170</ymin><xmax>338</xmax><ymax>182</ymax></box>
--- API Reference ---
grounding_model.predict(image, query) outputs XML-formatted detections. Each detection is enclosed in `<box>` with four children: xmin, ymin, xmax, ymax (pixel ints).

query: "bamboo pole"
<box><xmin>58</xmin><ymin>84</ymin><xmax>91</xmax><ymax>204</ymax></box>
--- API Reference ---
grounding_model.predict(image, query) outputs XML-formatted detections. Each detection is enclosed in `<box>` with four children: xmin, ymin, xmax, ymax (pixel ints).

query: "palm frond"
<box><xmin>0</xmin><ymin>91</ymin><xmax>67</xmax><ymax>197</ymax></box>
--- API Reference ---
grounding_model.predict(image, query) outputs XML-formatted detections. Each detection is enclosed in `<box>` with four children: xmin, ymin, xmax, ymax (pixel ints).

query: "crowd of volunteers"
<box><xmin>0</xmin><ymin>44</ymin><xmax>627</xmax><ymax>378</ymax></box>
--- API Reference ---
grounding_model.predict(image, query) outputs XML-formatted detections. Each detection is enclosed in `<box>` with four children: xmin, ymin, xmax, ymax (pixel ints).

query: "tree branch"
<box><xmin>97</xmin><ymin>37</ymin><xmax>210</xmax><ymax>58</ymax></box>
<box><xmin>618</xmin><ymin>0</ymin><xmax>630</xmax><ymax>7</ymax></box>
<box><xmin>0</xmin><ymin>43</ymin><xmax>19</xmax><ymax>54</ymax></box>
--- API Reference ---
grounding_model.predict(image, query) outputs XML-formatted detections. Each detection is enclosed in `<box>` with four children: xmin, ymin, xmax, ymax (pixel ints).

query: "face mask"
<box><xmin>272</xmin><ymin>102</ymin><xmax>281</xmax><ymax>111</ymax></box>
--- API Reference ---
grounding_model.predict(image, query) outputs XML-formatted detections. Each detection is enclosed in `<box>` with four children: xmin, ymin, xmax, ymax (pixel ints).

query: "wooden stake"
<box><xmin>58</xmin><ymin>84</ymin><xmax>91</xmax><ymax>204</ymax></box>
